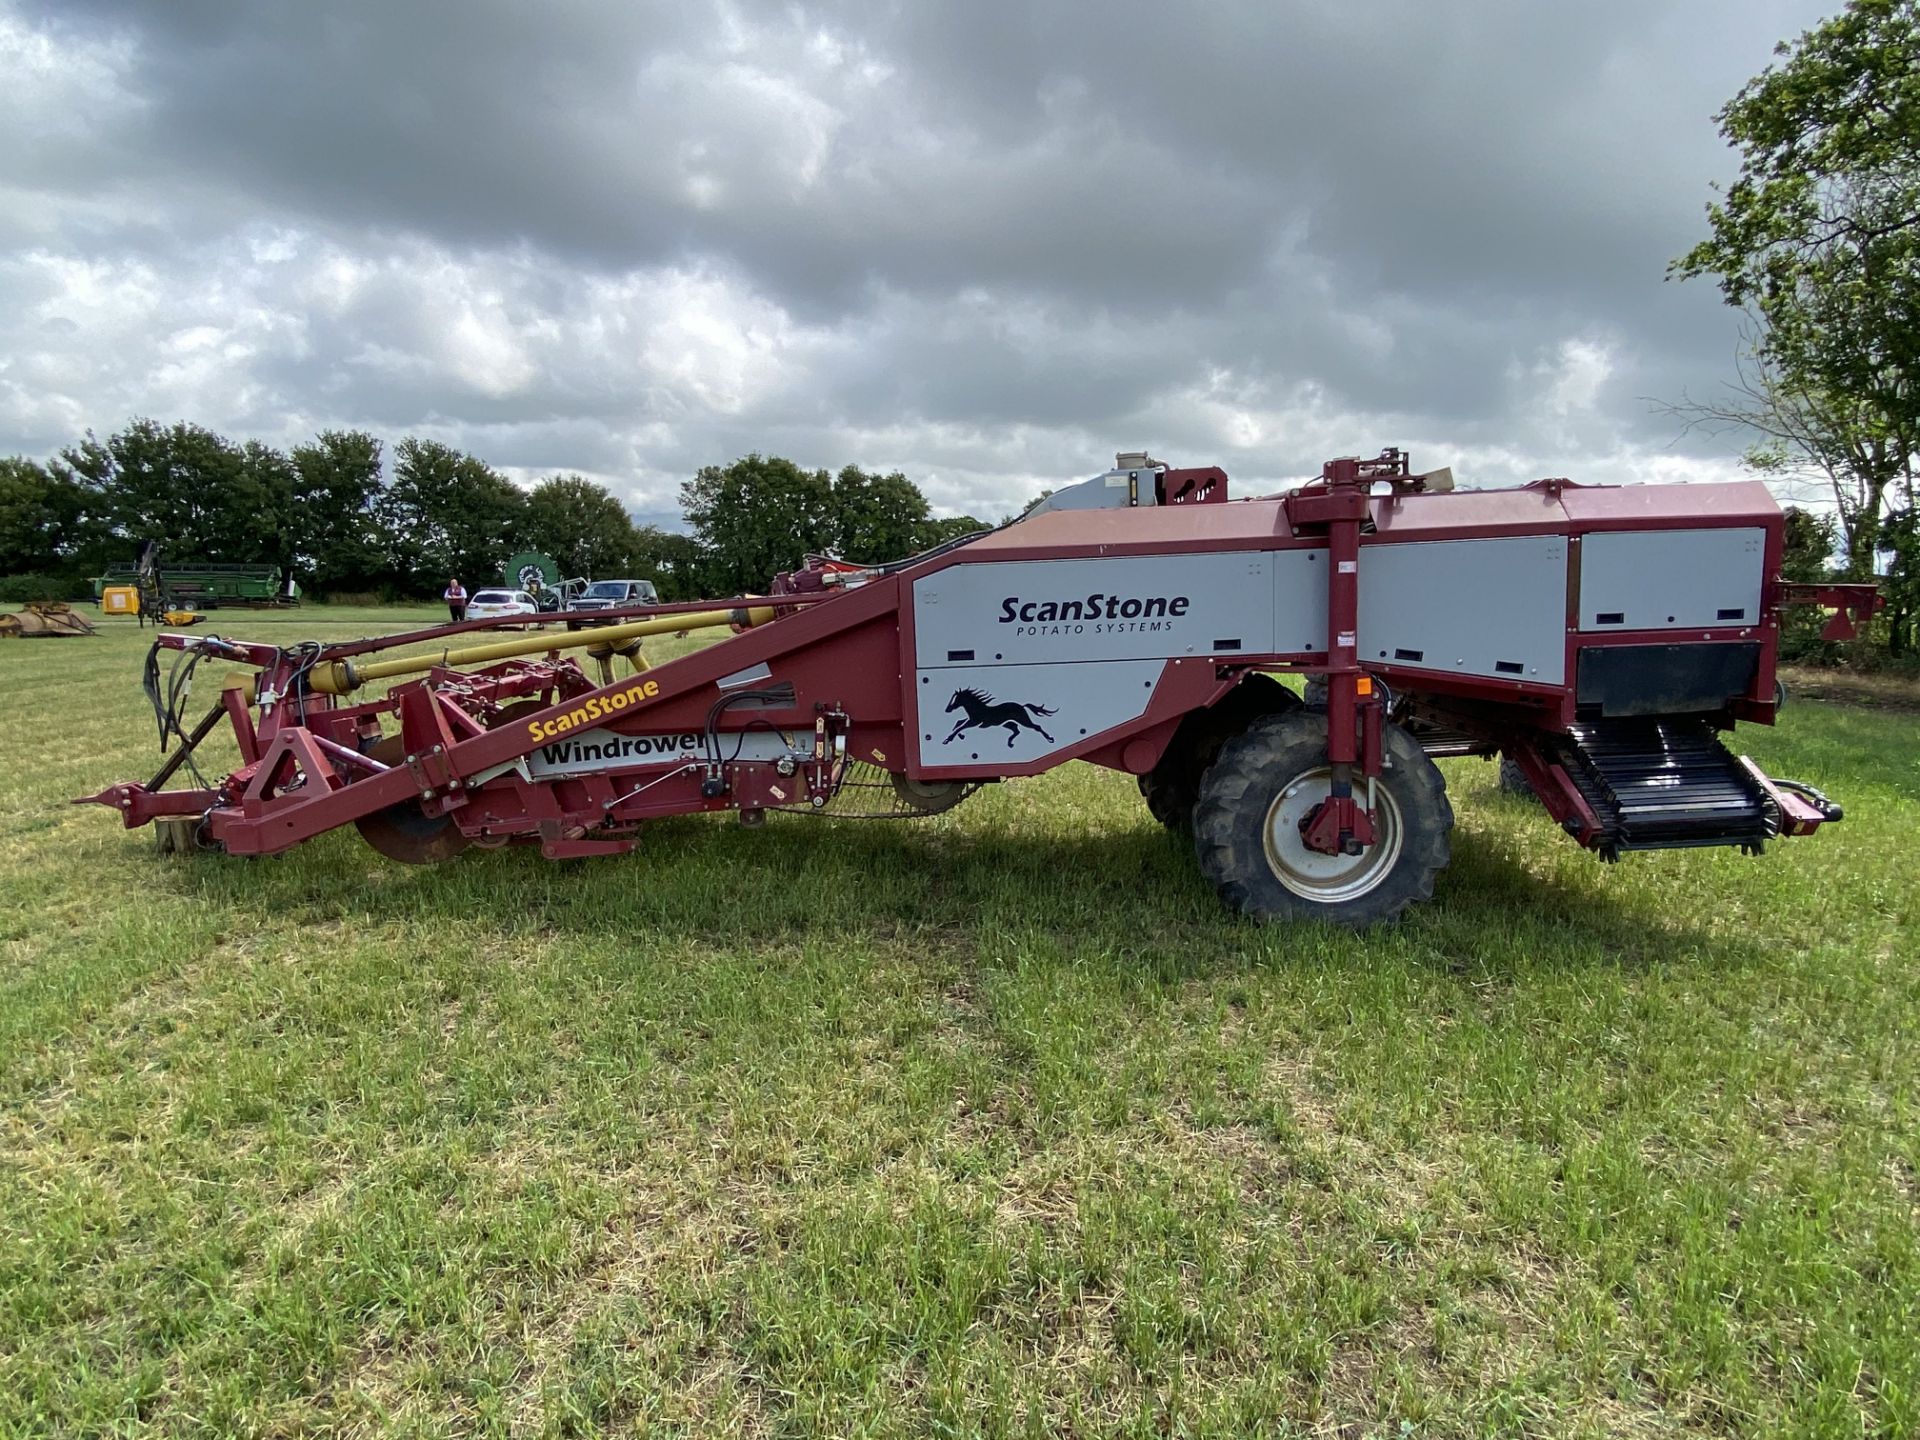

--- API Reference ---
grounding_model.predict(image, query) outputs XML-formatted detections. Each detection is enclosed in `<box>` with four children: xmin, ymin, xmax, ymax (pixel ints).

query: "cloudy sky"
<box><xmin>1</xmin><ymin>0</ymin><xmax>1832</xmax><ymax>525</ymax></box>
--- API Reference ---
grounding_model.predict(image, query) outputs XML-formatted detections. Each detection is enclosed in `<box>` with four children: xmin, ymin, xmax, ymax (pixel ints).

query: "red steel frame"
<box><xmin>77</xmin><ymin>451</ymin><xmax>1882</xmax><ymax>863</ymax></box>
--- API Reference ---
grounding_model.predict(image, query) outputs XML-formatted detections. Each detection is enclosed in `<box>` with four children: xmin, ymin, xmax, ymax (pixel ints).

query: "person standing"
<box><xmin>444</xmin><ymin>577</ymin><xmax>467</xmax><ymax>623</ymax></box>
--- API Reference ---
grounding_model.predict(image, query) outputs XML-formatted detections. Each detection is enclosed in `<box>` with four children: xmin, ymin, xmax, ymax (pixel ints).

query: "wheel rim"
<box><xmin>1261</xmin><ymin>766</ymin><xmax>1405</xmax><ymax>903</ymax></box>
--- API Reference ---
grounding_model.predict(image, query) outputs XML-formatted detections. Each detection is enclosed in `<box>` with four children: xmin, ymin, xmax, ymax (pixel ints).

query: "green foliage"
<box><xmin>377</xmin><ymin>437</ymin><xmax>527</xmax><ymax>588</ymax></box>
<box><xmin>1675</xmin><ymin>0</ymin><xmax>1919</xmax><ymax>416</ymax></box>
<box><xmin>829</xmin><ymin>465</ymin><xmax>931</xmax><ymax>563</ymax></box>
<box><xmin>0</xmin><ymin>456</ymin><xmax>99</xmax><ymax>584</ymax></box>
<box><xmin>1780</xmin><ymin>505</ymin><xmax>1838</xmax><ymax>584</ymax></box>
<box><xmin>54</xmin><ymin>419</ymin><xmax>295</xmax><ymax>568</ymax></box>
<box><xmin>522</xmin><ymin>474</ymin><xmax>640</xmax><ymax>580</ymax></box>
<box><xmin>290</xmin><ymin>431</ymin><xmax>387</xmax><ymax>596</ymax></box>
<box><xmin>1674</xmin><ymin>0</ymin><xmax>1918</xmax><ymax>600</ymax></box>
<box><xmin>239</xmin><ymin>438</ymin><xmax>298</xmax><ymax>571</ymax></box>
<box><xmin>13</xmin><ymin>420</ymin><xmax>981</xmax><ymax>604</ymax></box>
<box><xmin>682</xmin><ymin>455</ymin><xmax>986</xmax><ymax>590</ymax></box>
<box><xmin>0</xmin><ymin>571</ymin><xmax>80</xmax><ymax>603</ymax></box>
<box><xmin>1881</xmin><ymin>496</ymin><xmax>1920</xmax><ymax>655</ymax></box>
<box><xmin>1779</xmin><ymin>506</ymin><xmax>1841</xmax><ymax>660</ymax></box>
<box><xmin>916</xmin><ymin>514</ymin><xmax>990</xmax><ymax>549</ymax></box>
<box><xmin>680</xmin><ymin>454</ymin><xmax>839</xmax><ymax>594</ymax></box>
<box><xmin>630</xmin><ymin>524</ymin><xmax>706</xmax><ymax>601</ymax></box>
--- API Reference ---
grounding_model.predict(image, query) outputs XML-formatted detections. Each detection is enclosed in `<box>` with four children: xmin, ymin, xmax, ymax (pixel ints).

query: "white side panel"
<box><xmin>1578</xmin><ymin>528</ymin><xmax>1766</xmax><ymax>632</ymax></box>
<box><xmin>913</xmin><ymin>659</ymin><xmax>1166</xmax><ymax>769</ymax></box>
<box><xmin>1271</xmin><ymin>547</ymin><xmax>1332</xmax><ymax>654</ymax></box>
<box><xmin>1357</xmin><ymin>536</ymin><xmax>1569</xmax><ymax>684</ymax></box>
<box><xmin>913</xmin><ymin>552</ymin><xmax>1273</xmax><ymax>667</ymax></box>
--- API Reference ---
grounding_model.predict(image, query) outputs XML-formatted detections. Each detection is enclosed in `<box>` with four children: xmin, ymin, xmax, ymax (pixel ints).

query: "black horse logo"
<box><xmin>943</xmin><ymin>687</ymin><xmax>1057</xmax><ymax>747</ymax></box>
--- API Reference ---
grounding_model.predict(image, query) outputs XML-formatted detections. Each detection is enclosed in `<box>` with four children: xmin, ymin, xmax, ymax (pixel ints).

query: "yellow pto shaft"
<box><xmin>304</xmin><ymin>606</ymin><xmax>776</xmax><ymax>695</ymax></box>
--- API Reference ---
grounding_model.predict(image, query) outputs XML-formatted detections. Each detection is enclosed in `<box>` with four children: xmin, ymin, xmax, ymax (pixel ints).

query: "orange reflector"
<box><xmin>1356</xmin><ymin>676</ymin><xmax>1374</xmax><ymax>696</ymax></box>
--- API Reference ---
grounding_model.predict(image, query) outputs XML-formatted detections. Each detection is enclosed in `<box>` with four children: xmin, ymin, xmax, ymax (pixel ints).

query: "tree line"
<box><xmin>0</xmin><ymin>412</ymin><xmax>1894</xmax><ymax>661</ymax></box>
<box><xmin>0</xmin><ymin>419</ymin><xmax>985</xmax><ymax>604</ymax></box>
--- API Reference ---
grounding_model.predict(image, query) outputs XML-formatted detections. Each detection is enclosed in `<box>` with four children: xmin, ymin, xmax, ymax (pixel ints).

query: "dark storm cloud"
<box><xmin>0</xmin><ymin>0</ymin><xmax>1838</xmax><ymax>520</ymax></box>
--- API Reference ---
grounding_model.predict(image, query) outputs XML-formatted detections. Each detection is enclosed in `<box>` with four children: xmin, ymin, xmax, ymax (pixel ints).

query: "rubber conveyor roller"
<box><xmin>1558</xmin><ymin>719</ymin><xmax>1773</xmax><ymax>857</ymax></box>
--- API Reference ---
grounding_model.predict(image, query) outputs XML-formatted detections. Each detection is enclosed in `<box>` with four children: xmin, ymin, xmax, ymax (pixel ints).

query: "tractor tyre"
<box><xmin>1141</xmin><ymin>675</ymin><xmax>1301</xmax><ymax>832</ymax></box>
<box><xmin>1138</xmin><ymin>770</ymin><xmax>1191</xmax><ymax>829</ymax></box>
<box><xmin>1497</xmin><ymin>755</ymin><xmax>1536</xmax><ymax>800</ymax></box>
<box><xmin>1193</xmin><ymin>711</ymin><xmax>1452</xmax><ymax>928</ymax></box>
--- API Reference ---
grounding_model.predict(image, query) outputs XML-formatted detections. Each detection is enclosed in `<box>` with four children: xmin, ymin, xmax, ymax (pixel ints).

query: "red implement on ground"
<box><xmin>77</xmin><ymin>450</ymin><xmax>1881</xmax><ymax>926</ymax></box>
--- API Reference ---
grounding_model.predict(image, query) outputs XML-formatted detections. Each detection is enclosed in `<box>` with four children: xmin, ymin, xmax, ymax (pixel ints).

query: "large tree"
<box><xmin>679</xmin><ymin>454</ymin><xmax>837</xmax><ymax>594</ymax></box>
<box><xmin>54</xmin><ymin>420</ymin><xmax>295</xmax><ymax>567</ymax></box>
<box><xmin>630</xmin><ymin>524</ymin><xmax>707</xmax><ymax>600</ymax></box>
<box><xmin>290</xmin><ymin>431</ymin><xmax>387</xmax><ymax>595</ymax></box>
<box><xmin>1885</xmin><ymin>489</ymin><xmax>1920</xmax><ymax>652</ymax></box>
<box><xmin>238</xmin><ymin>439</ymin><xmax>299</xmax><ymax>572</ymax></box>
<box><xmin>1779</xmin><ymin>504</ymin><xmax>1844</xmax><ymax>657</ymax></box>
<box><xmin>1673</xmin><ymin>0</ymin><xmax>1918</xmax><ymax>602</ymax></box>
<box><xmin>0</xmin><ymin>456</ymin><xmax>101</xmax><ymax>580</ymax></box>
<box><xmin>522</xmin><ymin>474</ymin><xmax>639</xmax><ymax>580</ymax></box>
<box><xmin>377</xmin><ymin>437</ymin><xmax>526</xmax><ymax>589</ymax></box>
<box><xmin>828</xmin><ymin>465</ymin><xmax>931</xmax><ymax>563</ymax></box>
<box><xmin>916</xmin><ymin>513</ymin><xmax>990</xmax><ymax>550</ymax></box>
<box><xmin>1659</xmin><ymin>342</ymin><xmax>1915</xmax><ymax>582</ymax></box>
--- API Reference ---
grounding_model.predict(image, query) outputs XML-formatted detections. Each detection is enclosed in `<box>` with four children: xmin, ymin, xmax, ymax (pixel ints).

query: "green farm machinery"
<box><xmin>92</xmin><ymin>552</ymin><xmax>299</xmax><ymax>614</ymax></box>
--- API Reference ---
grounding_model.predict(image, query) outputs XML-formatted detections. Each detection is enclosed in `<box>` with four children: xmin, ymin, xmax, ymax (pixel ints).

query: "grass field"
<box><xmin>2</xmin><ymin>606</ymin><xmax>1916</xmax><ymax>1438</ymax></box>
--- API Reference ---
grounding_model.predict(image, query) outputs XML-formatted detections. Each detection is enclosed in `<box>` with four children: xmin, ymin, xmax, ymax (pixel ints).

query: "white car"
<box><xmin>466</xmin><ymin>589</ymin><xmax>542</xmax><ymax>625</ymax></box>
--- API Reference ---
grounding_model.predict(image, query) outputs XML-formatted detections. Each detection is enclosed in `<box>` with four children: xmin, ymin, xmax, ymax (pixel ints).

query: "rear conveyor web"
<box><xmin>1558</xmin><ymin>719</ymin><xmax>1773</xmax><ymax>857</ymax></box>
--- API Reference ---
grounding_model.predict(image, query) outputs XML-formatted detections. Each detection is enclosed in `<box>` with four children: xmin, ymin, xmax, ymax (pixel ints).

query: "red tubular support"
<box><xmin>1361</xmin><ymin>695</ymin><xmax>1382</xmax><ymax>775</ymax></box>
<box><xmin>72</xmin><ymin>782</ymin><xmax>219</xmax><ymax>828</ymax></box>
<box><xmin>1505</xmin><ymin>740</ymin><xmax>1606</xmax><ymax>848</ymax></box>
<box><xmin>1737</xmin><ymin>757</ymin><xmax>1834</xmax><ymax>838</ymax></box>
<box><xmin>1324</xmin><ymin>492</ymin><xmax>1362</xmax><ymax>767</ymax></box>
<box><xmin>1285</xmin><ymin>453</ymin><xmax>1389</xmax><ymax>856</ymax></box>
<box><xmin>223</xmin><ymin>683</ymin><xmax>261</xmax><ymax>765</ymax></box>
<box><xmin>1774</xmin><ymin>582</ymin><xmax>1885</xmax><ymax>641</ymax></box>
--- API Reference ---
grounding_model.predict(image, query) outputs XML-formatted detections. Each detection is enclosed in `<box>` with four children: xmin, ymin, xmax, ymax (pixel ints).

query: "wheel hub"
<box><xmin>1261</xmin><ymin>766</ymin><xmax>1403</xmax><ymax>902</ymax></box>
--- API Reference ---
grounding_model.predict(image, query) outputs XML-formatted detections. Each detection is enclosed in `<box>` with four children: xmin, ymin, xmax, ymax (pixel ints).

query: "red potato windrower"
<box><xmin>78</xmin><ymin>450</ymin><xmax>1882</xmax><ymax>927</ymax></box>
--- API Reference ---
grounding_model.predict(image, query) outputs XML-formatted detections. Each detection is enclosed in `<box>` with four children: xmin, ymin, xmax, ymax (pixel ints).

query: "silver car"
<box><xmin>567</xmin><ymin>578</ymin><xmax>659</xmax><ymax>627</ymax></box>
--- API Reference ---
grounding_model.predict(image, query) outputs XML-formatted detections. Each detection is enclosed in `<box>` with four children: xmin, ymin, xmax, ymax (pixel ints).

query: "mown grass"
<box><xmin>1</xmin><ymin>606</ymin><xmax>1915</xmax><ymax>1438</ymax></box>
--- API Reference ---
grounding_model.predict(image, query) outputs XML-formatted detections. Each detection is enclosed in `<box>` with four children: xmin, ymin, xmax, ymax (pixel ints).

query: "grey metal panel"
<box><xmin>1577</xmin><ymin>528</ymin><xmax>1766</xmax><ymax>632</ymax></box>
<box><xmin>1271</xmin><ymin>547</ymin><xmax>1331</xmax><ymax>654</ymax></box>
<box><xmin>912</xmin><ymin>659</ymin><xmax>1166</xmax><ymax>769</ymax></box>
<box><xmin>1357</xmin><ymin>535</ymin><xmax>1569</xmax><ymax>684</ymax></box>
<box><xmin>913</xmin><ymin>552</ymin><xmax>1273</xmax><ymax>668</ymax></box>
<box><xmin>1024</xmin><ymin>466</ymin><xmax>1157</xmax><ymax>514</ymax></box>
